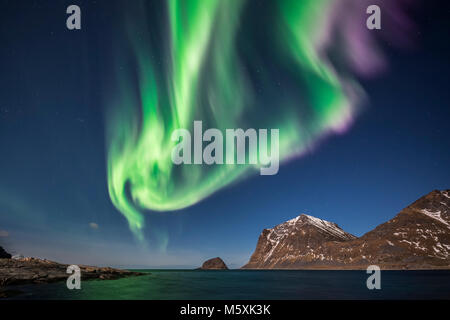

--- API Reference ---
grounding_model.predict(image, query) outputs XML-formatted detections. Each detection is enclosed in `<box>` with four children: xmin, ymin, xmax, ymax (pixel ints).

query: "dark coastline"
<box><xmin>0</xmin><ymin>257</ymin><xmax>145</xmax><ymax>298</ymax></box>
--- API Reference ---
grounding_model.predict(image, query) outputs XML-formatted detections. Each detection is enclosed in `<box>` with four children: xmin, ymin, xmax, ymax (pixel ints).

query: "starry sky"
<box><xmin>0</xmin><ymin>0</ymin><xmax>449</xmax><ymax>268</ymax></box>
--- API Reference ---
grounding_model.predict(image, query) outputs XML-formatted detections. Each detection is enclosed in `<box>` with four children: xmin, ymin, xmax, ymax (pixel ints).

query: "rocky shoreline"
<box><xmin>0</xmin><ymin>257</ymin><xmax>145</xmax><ymax>289</ymax></box>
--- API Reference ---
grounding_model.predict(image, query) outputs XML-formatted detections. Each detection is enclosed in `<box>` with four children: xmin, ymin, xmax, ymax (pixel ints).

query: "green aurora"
<box><xmin>106</xmin><ymin>0</ymin><xmax>362</xmax><ymax>239</ymax></box>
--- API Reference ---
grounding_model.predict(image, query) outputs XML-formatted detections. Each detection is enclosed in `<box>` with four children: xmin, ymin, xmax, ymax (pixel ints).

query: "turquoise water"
<box><xmin>5</xmin><ymin>270</ymin><xmax>450</xmax><ymax>300</ymax></box>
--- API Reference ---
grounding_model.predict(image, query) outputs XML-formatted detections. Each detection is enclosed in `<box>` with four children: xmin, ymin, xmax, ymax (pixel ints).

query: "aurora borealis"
<box><xmin>0</xmin><ymin>0</ymin><xmax>449</xmax><ymax>267</ymax></box>
<box><xmin>106</xmin><ymin>0</ymin><xmax>384</xmax><ymax>238</ymax></box>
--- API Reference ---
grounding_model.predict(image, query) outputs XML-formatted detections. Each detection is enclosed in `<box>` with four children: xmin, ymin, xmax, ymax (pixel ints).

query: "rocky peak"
<box><xmin>290</xmin><ymin>214</ymin><xmax>357</xmax><ymax>241</ymax></box>
<box><xmin>360</xmin><ymin>189</ymin><xmax>450</xmax><ymax>262</ymax></box>
<box><xmin>242</xmin><ymin>214</ymin><xmax>356</xmax><ymax>269</ymax></box>
<box><xmin>261</xmin><ymin>214</ymin><xmax>356</xmax><ymax>248</ymax></box>
<box><xmin>402</xmin><ymin>189</ymin><xmax>450</xmax><ymax>227</ymax></box>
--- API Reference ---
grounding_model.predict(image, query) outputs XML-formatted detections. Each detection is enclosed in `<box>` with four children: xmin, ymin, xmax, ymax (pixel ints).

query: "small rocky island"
<box><xmin>199</xmin><ymin>257</ymin><xmax>229</xmax><ymax>270</ymax></box>
<box><xmin>0</xmin><ymin>246</ymin><xmax>144</xmax><ymax>288</ymax></box>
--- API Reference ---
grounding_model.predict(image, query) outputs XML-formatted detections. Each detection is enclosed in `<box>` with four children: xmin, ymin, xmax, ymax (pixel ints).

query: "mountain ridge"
<box><xmin>242</xmin><ymin>189</ymin><xmax>450</xmax><ymax>270</ymax></box>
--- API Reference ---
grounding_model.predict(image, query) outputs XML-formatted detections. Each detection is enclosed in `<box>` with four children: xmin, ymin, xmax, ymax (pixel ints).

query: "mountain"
<box><xmin>200</xmin><ymin>257</ymin><xmax>229</xmax><ymax>270</ymax></box>
<box><xmin>242</xmin><ymin>214</ymin><xmax>356</xmax><ymax>269</ymax></box>
<box><xmin>242</xmin><ymin>189</ymin><xmax>450</xmax><ymax>269</ymax></box>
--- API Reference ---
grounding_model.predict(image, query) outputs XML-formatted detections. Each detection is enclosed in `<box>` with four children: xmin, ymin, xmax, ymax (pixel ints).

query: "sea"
<box><xmin>4</xmin><ymin>270</ymin><xmax>450</xmax><ymax>300</ymax></box>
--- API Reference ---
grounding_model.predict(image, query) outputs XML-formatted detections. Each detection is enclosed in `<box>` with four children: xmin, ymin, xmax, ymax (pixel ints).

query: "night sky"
<box><xmin>0</xmin><ymin>0</ymin><xmax>449</xmax><ymax>268</ymax></box>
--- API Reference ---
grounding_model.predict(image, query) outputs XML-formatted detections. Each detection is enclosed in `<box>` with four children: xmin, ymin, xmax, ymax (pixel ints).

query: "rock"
<box><xmin>0</xmin><ymin>257</ymin><xmax>146</xmax><ymax>287</ymax></box>
<box><xmin>242</xmin><ymin>189</ymin><xmax>450</xmax><ymax>270</ymax></box>
<box><xmin>200</xmin><ymin>257</ymin><xmax>228</xmax><ymax>270</ymax></box>
<box><xmin>0</xmin><ymin>246</ymin><xmax>11</xmax><ymax>259</ymax></box>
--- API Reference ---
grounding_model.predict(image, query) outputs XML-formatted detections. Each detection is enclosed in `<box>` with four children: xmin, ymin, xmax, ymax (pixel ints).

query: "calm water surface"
<box><xmin>5</xmin><ymin>270</ymin><xmax>450</xmax><ymax>300</ymax></box>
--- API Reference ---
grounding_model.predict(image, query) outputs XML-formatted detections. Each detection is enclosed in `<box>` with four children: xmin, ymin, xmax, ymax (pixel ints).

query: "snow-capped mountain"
<box><xmin>242</xmin><ymin>190</ymin><xmax>450</xmax><ymax>269</ymax></box>
<box><xmin>242</xmin><ymin>214</ymin><xmax>356</xmax><ymax>269</ymax></box>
